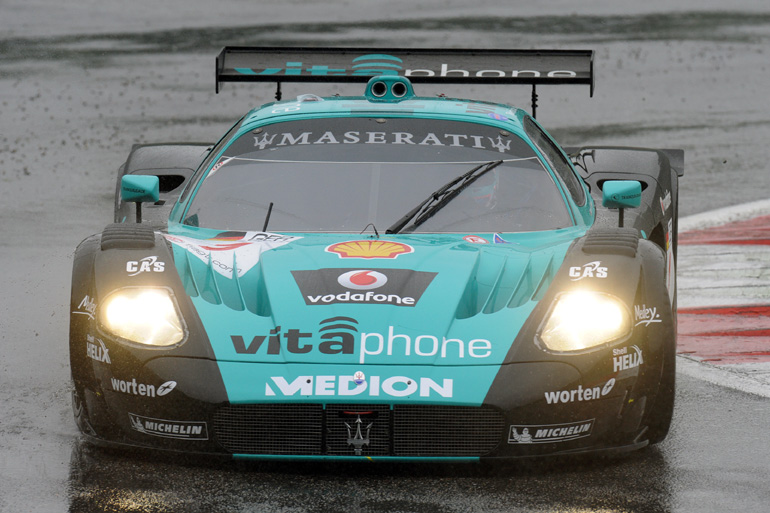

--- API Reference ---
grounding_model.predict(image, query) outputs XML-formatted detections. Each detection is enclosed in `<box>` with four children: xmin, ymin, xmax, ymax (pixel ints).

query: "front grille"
<box><xmin>213</xmin><ymin>404</ymin><xmax>504</xmax><ymax>457</ymax></box>
<box><xmin>393</xmin><ymin>405</ymin><xmax>504</xmax><ymax>456</ymax></box>
<box><xmin>213</xmin><ymin>404</ymin><xmax>322</xmax><ymax>455</ymax></box>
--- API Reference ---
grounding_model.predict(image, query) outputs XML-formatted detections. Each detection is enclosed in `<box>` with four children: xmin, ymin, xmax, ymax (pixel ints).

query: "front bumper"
<box><xmin>73</xmin><ymin>356</ymin><xmax>656</xmax><ymax>460</ymax></box>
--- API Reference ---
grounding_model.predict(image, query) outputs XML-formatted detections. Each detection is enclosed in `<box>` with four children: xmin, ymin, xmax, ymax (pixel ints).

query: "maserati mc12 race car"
<box><xmin>70</xmin><ymin>47</ymin><xmax>683</xmax><ymax>461</ymax></box>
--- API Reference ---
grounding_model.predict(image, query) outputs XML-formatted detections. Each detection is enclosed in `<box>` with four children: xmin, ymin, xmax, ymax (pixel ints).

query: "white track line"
<box><xmin>676</xmin><ymin>204</ymin><xmax>770</xmax><ymax>398</ymax></box>
<box><xmin>677</xmin><ymin>356</ymin><xmax>770</xmax><ymax>399</ymax></box>
<box><xmin>679</xmin><ymin>198</ymin><xmax>770</xmax><ymax>232</ymax></box>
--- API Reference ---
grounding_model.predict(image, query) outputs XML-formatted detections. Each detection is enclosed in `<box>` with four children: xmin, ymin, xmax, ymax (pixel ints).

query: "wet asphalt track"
<box><xmin>2</xmin><ymin>1</ymin><xmax>770</xmax><ymax>511</ymax></box>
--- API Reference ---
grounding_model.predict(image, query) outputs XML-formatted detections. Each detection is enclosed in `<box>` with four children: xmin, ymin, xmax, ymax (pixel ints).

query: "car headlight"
<box><xmin>99</xmin><ymin>288</ymin><xmax>185</xmax><ymax>347</ymax></box>
<box><xmin>538</xmin><ymin>291</ymin><xmax>631</xmax><ymax>352</ymax></box>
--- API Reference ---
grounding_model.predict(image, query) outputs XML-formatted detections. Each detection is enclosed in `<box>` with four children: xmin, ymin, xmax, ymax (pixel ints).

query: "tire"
<box><xmin>645</xmin><ymin>335</ymin><xmax>676</xmax><ymax>444</ymax></box>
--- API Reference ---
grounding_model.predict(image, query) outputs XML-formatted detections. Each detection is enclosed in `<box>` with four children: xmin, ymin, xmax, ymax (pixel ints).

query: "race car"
<box><xmin>69</xmin><ymin>47</ymin><xmax>683</xmax><ymax>460</ymax></box>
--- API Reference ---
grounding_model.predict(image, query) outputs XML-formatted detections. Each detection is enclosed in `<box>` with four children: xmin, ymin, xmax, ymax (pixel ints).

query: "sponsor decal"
<box><xmin>337</xmin><ymin>270</ymin><xmax>388</xmax><ymax>290</ymax></box>
<box><xmin>208</xmin><ymin>156</ymin><xmax>233</xmax><ymax>176</ymax></box>
<box><xmin>610</xmin><ymin>191</ymin><xmax>641</xmax><ymax>203</ymax></box>
<box><xmin>126</xmin><ymin>256</ymin><xmax>164</xmax><ymax>276</ymax></box>
<box><xmin>613</xmin><ymin>345</ymin><xmax>644</xmax><ymax>372</ymax></box>
<box><xmin>236</xmin><ymin>54</ymin><xmax>581</xmax><ymax>80</ymax></box>
<box><xmin>463</xmin><ymin>235</ymin><xmax>489</xmax><ymax>244</ymax></box>
<box><xmin>326</xmin><ymin>240</ymin><xmax>413</xmax><ymax>259</ymax></box>
<box><xmin>110</xmin><ymin>378</ymin><xmax>176</xmax><ymax>397</ymax></box>
<box><xmin>73</xmin><ymin>295</ymin><xmax>97</xmax><ymax>320</ymax></box>
<box><xmin>165</xmin><ymin>231</ymin><xmax>300</xmax><ymax>278</ymax></box>
<box><xmin>291</xmin><ymin>268</ymin><xmax>436</xmax><ymax>307</ymax></box>
<box><xmin>264</xmin><ymin>374</ymin><xmax>453</xmax><ymax>398</ymax></box>
<box><xmin>660</xmin><ymin>191</ymin><xmax>671</xmax><ymax>215</ymax></box>
<box><xmin>231</xmin><ymin>317</ymin><xmax>492</xmax><ymax>364</ymax></box>
<box><xmin>493</xmin><ymin>233</ymin><xmax>510</xmax><ymax>244</ymax></box>
<box><xmin>250</xmin><ymin>129</ymin><xmax>516</xmax><ymax>153</ymax></box>
<box><xmin>544</xmin><ymin>378</ymin><xmax>615</xmax><ymax>404</ymax></box>
<box><xmin>665</xmin><ymin>219</ymin><xmax>675</xmax><ymax>304</ymax></box>
<box><xmin>86</xmin><ymin>334</ymin><xmax>110</xmax><ymax>364</ymax></box>
<box><xmin>463</xmin><ymin>103</ymin><xmax>516</xmax><ymax>119</ymax></box>
<box><xmin>128</xmin><ymin>413</ymin><xmax>208</xmax><ymax>440</ymax></box>
<box><xmin>508</xmin><ymin>419</ymin><xmax>594</xmax><ymax>444</ymax></box>
<box><xmin>635</xmin><ymin>304</ymin><xmax>662</xmax><ymax>326</ymax></box>
<box><xmin>568</xmin><ymin>261</ymin><xmax>608</xmax><ymax>281</ymax></box>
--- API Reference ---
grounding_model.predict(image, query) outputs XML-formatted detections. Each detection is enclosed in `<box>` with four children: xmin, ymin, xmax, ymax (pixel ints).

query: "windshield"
<box><xmin>183</xmin><ymin>117</ymin><xmax>572</xmax><ymax>233</ymax></box>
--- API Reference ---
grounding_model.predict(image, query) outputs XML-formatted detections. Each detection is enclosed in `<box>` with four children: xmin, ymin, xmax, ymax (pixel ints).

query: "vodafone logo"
<box><xmin>292</xmin><ymin>268</ymin><xmax>436</xmax><ymax>307</ymax></box>
<box><xmin>337</xmin><ymin>270</ymin><xmax>388</xmax><ymax>290</ymax></box>
<box><xmin>463</xmin><ymin>235</ymin><xmax>489</xmax><ymax>244</ymax></box>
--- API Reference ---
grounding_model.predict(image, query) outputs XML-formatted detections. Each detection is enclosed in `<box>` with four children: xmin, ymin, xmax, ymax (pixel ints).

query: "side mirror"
<box><xmin>121</xmin><ymin>175</ymin><xmax>160</xmax><ymax>223</ymax></box>
<box><xmin>602</xmin><ymin>180</ymin><xmax>641</xmax><ymax>227</ymax></box>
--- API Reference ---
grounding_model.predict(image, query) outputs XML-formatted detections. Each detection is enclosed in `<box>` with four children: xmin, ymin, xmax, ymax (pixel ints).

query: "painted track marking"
<box><xmin>676</xmin><ymin>205</ymin><xmax>770</xmax><ymax>396</ymax></box>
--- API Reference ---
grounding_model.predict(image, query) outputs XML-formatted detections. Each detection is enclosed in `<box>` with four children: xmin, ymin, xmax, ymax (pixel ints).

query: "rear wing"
<box><xmin>216</xmin><ymin>46</ymin><xmax>594</xmax><ymax>116</ymax></box>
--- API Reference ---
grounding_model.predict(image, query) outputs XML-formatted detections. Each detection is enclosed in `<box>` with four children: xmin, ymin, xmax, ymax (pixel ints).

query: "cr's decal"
<box><xmin>568</xmin><ymin>261</ymin><xmax>607</xmax><ymax>280</ymax></box>
<box><xmin>126</xmin><ymin>256</ymin><xmax>164</xmax><ymax>276</ymax></box>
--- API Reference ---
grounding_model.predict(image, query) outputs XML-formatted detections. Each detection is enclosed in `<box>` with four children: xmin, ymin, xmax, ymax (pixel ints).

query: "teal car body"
<box><xmin>70</xmin><ymin>48</ymin><xmax>681</xmax><ymax>460</ymax></box>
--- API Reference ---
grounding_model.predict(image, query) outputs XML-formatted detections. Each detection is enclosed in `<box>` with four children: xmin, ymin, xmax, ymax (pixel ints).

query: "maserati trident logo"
<box><xmin>489</xmin><ymin>135</ymin><xmax>512</xmax><ymax>153</ymax></box>
<box><xmin>253</xmin><ymin>133</ymin><xmax>277</xmax><ymax>150</ymax></box>
<box><xmin>344</xmin><ymin>412</ymin><xmax>374</xmax><ymax>456</ymax></box>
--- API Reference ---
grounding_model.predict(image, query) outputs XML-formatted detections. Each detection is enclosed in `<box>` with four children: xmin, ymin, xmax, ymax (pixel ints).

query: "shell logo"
<box><xmin>326</xmin><ymin>240</ymin><xmax>413</xmax><ymax>259</ymax></box>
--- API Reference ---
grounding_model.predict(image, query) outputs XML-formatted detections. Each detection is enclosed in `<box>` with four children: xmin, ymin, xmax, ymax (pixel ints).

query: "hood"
<box><xmin>165</xmin><ymin>227</ymin><xmax>582</xmax><ymax>369</ymax></box>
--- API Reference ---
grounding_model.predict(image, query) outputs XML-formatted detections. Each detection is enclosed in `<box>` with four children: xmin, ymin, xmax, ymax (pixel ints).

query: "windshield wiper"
<box><xmin>385</xmin><ymin>160</ymin><xmax>503</xmax><ymax>234</ymax></box>
<box><xmin>262</xmin><ymin>202</ymin><xmax>274</xmax><ymax>232</ymax></box>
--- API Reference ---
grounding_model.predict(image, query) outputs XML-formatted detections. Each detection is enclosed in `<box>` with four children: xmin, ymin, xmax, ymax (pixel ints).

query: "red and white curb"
<box><xmin>677</xmin><ymin>199</ymin><xmax>770</xmax><ymax>398</ymax></box>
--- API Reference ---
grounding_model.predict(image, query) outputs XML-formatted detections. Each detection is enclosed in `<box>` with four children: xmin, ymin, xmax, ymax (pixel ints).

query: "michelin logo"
<box><xmin>509</xmin><ymin>419</ymin><xmax>594</xmax><ymax>444</ymax></box>
<box><xmin>129</xmin><ymin>413</ymin><xmax>208</xmax><ymax>440</ymax></box>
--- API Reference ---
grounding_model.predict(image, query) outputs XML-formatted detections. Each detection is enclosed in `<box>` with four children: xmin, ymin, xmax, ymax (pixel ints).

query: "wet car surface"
<box><xmin>2</xmin><ymin>1</ymin><xmax>770</xmax><ymax>511</ymax></box>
